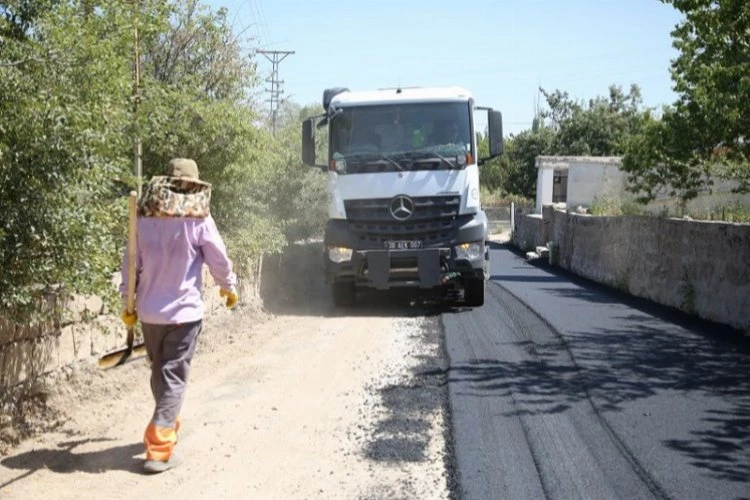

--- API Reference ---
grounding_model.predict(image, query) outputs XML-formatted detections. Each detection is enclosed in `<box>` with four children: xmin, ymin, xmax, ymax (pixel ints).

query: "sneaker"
<box><xmin>143</xmin><ymin>454</ymin><xmax>182</xmax><ymax>474</ymax></box>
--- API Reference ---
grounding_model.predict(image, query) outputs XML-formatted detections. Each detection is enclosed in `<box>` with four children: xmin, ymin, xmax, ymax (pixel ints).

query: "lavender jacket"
<box><xmin>120</xmin><ymin>215</ymin><xmax>237</xmax><ymax>325</ymax></box>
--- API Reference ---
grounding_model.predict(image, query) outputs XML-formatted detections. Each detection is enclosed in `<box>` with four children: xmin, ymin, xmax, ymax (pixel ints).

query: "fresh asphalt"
<box><xmin>442</xmin><ymin>243</ymin><xmax>750</xmax><ymax>500</ymax></box>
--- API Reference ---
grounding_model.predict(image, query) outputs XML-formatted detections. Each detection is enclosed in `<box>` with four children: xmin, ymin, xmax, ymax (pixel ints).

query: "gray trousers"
<box><xmin>142</xmin><ymin>320</ymin><xmax>202</xmax><ymax>428</ymax></box>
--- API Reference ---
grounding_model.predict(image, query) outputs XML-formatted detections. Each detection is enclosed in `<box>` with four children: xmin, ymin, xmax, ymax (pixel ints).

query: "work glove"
<box><xmin>121</xmin><ymin>309</ymin><xmax>138</xmax><ymax>327</ymax></box>
<box><xmin>220</xmin><ymin>287</ymin><xmax>238</xmax><ymax>309</ymax></box>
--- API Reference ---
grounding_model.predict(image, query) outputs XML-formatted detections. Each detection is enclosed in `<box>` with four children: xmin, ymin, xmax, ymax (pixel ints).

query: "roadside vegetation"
<box><xmin>479</xmin><ymin>0</ymin><xmax>749</xmax><ymax>222</ymax></box>
<box><xmin>0</xmin><ymin>0</ymin><xmax>327</xmax><ymax>318</ymax></box>
<box><xmin>1</xmin><ymin>0</ymin><xmax>747</xmax><ymax>318</ymax></box>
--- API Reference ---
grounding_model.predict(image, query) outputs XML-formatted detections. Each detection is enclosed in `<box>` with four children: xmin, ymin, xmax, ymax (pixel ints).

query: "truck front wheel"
<box><xmin>332</xmin><ymin>281</ymin><xmax>356</xmax><ymax>307</ymax></box>
<box><xmin>464</xmin><ymin>277</ymin><xmax>485</xmax><ymax>307</ymax></box>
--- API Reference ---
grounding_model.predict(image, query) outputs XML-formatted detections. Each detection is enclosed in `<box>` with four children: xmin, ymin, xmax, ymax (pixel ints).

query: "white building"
<box><xmin>534</xmin><ymin>155</ymin><xmax>750</xmax><ymax>217</ymax></box>
<box><xmin>534</xmin><ymin>156</ymin><xmax>626</xmax><ymax>213</ymax></box>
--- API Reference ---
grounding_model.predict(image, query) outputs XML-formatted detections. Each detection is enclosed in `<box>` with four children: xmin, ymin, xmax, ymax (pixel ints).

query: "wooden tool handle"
<box><xmin>126</xmin><ymin>191</ymin><xmax>137</xmax><ymax>315</ymax></box>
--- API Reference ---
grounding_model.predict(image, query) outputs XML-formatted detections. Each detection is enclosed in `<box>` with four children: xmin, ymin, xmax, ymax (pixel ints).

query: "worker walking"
<box><xmin>120</xmin><ymin>158</ymin><xmax>238</xmax><ymax>474</ymax></box>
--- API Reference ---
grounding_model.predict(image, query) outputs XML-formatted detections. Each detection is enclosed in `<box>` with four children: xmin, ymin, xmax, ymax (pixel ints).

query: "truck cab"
<box><xmin>302</xmin><ymin>86</ymin><xmax>504</xmax><ymax>307</ymax></box>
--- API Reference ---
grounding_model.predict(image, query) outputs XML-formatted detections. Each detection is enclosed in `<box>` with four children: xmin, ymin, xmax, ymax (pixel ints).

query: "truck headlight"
<box><xmin>455</xmin><ymin>242</ymin><xmax>483</xmax><ymax>260</ymax></box>
<box><xmin>327</xmin><ymin>246</ymin><xmax>353</xmax><ymax>263</ymax></box>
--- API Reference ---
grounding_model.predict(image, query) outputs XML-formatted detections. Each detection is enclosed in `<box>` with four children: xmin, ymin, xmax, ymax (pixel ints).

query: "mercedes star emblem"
<box><xmin>389</xmin><ymin>195</ymin><xmax>415</xmax><ymax>221</ymax></box>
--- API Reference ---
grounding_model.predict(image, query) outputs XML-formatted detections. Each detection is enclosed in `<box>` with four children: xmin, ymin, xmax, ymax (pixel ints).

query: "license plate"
<box><xmin>385</xmin><ymin>240</ymin><xmax>422</xmax><ymax>250</ymax></box>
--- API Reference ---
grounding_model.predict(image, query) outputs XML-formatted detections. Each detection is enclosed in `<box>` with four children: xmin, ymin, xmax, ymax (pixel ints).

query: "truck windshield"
<box><xmin>329</xmin><ymin>102</ymin><xmax>472</xmax><ymax>174</ymax></box>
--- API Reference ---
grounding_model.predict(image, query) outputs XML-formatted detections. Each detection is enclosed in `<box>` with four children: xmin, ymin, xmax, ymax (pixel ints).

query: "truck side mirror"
<box><xmin>302</xmin><ymin>118</ymin><xmax>316</xmax><ymax>166</ymax></box>
<box><xmin>488</xmin><ymin>110</ymin><xmax>504</xmax><ymax>157</ymax></box>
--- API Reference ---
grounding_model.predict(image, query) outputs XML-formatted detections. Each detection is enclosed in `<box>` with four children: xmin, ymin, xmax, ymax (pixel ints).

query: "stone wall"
<box><xmin>510</xmin><ymin>208</ymin><xmax>543</xmax><ymax>252</ymax></box>
<box><xmin>0</xmin><ymin>268</ymin><xmax>255</xmax><ymax>394</ymax></box>
<box><xmin>513</xmin><ymin>207</ymin><xmax>750</xmax><ymax>332</ymax></box>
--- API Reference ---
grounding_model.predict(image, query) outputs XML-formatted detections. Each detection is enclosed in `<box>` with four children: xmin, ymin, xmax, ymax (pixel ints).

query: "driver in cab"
<box><xmin>348</xmin><ymin>127</ymin><xmax>381</xmax><ymax>153</ymax></box>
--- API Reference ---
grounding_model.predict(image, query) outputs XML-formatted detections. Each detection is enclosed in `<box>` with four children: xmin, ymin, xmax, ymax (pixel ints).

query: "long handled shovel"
<box><xmin>98</xmin><ymin>191</ymin><xmax>146</xmax><ymax>369</ymax></box>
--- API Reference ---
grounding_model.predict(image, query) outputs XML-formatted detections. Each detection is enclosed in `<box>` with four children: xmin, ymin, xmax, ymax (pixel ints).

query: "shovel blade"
<box><xmin>98</xmin><ymin>342</ymin><xmax>147</xmax><ymax>369</ymax></box>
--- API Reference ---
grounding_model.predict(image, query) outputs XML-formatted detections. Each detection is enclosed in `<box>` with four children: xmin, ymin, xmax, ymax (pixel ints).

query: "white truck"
<box><xmin>302</xmin><ymin>86</ymin><xmax>504</xmax><ymax>307</ymax></box>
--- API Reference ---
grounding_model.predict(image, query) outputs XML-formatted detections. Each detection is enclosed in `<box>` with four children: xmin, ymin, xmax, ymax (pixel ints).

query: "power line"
<box><xmin>257</xmin><ymin>49</ymin><xmax>294</xmax><ymax>134</ymax></box>
<box><xmin>248</xmin><ymin>0</ymin><xmax>271</xmax><ymax>50</ymax></box>
<box><xmin>254</xmin><ymin>0</ymin><xmax>272</xmax><ymax>49</ymax></box>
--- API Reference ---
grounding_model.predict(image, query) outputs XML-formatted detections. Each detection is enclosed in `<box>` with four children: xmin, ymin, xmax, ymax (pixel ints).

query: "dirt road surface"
<box><xmin>0</xmin><ymin>298</ymin><xmax>453</xmax><ymax>499</ymax></box>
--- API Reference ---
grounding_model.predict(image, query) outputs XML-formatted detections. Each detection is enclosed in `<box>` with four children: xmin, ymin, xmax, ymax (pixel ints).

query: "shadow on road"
<box><xmin>663</xmin><ymin>400</ymin><xmax>750</xmax><ymax>483</ymax></box>
<box><xmin>0</xmin><ymin>438</ymin><xmax>143</xmax><ymax>487</ymax></box>
<box><xmin>568</xmin><ymin>313</ymin><xmax>750</xmax><ymax>483</ymax></box>
<box><xmin>448</xmin><ymin>318</ymin><xmax>750</xmax><ymax>484</ymax></box>
<box><xmin>447</xmin><ymin>247</ymin><xmax>750</xmax><ymax>485</ymax></box>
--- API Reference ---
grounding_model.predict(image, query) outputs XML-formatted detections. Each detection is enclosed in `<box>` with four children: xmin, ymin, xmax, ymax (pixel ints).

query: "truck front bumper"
<box><xmin>323</xmin><ymin>212</ymin><xmax>488</xmax><ymax>289</ymax></box>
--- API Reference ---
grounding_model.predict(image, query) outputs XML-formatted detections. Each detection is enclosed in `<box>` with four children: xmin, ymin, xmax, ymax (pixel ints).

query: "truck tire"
<box><xmin>464</xmin><ymin>278</ymin><xmax>485</xmax><ymax>307</ymax></box>
<box><xmin>332</xmin><ymin>281</ymin><xmax>356</xmax><ymax>307</ymax></box>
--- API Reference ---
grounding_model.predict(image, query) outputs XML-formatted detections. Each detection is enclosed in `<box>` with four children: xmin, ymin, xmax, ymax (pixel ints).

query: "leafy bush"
<box><xmin>0</xmin><ymin>2</ymin><xmax>135</xmax><ymax>317</ymax></box>
<box><xmin>0</xmin><ymin>1</ymin><xmax>325</xmax><ymax>319</ymax></box>
<box><xmin>589</xmin><ymin>196</ymin><xmax>645</xmax><ymax>217</ymax></box>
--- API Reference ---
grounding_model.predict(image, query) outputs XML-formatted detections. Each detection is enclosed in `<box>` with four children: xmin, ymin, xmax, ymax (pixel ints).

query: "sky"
<box><xmin>207</xmin><ymin>0</ymin><xmax>685</xmax><ymax>136</ymax></box>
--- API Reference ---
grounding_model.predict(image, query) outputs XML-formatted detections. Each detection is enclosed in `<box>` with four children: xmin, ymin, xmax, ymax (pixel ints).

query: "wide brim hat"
<box><xmin>166</xmin><ymin>158</ymin><xmax>211</xmax><ymax>187</ymax></box>
<box><xmin>138</xmin><ymin>158</ymin><xmax>212</xmax><ymax>218</ymax></box>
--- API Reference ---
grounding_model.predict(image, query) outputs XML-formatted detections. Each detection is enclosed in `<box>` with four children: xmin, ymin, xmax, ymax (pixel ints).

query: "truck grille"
<box><xmin>344</xmin><ymin>195</ymin><xmax>469</xmax><ymax>247</ymax></box>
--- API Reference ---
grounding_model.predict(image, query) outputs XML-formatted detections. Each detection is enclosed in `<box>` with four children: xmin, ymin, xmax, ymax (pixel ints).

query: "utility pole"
<box><xmin>133</xmin><ymin>15</ymin><xmax>142</xmax><ymax>196</ymax></box>
<box><xmin>125</xmin><ymin>0</ymin><xmax>143</xmax><ymax>196</ymax></box>
<box><xmin>257</xmin><ymin>49</ymin><xmax>294</xmax><ymax>134</ymax></box>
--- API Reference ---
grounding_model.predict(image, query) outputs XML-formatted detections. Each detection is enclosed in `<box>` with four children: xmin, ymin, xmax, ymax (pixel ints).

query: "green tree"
<box><xmin>623</xmin><ymin>0</ymin><xmax>750</xmax><ymax>201</ymax></box>
<box><xmin>0</xmin><ymin>1</ymin><xmax>138</xmax><ymax>315</ymax></box>
<box><xmin>542</xmin><ymin>84</ymin><xmax>650</xmax><ymax>156</ymax></box>
<box><xmin>477</xmin><ymin>132</ymin><xmax>507</xmax><ymax>193</ymax></box>
<box><xmin>266</xmin><ymin>101</ymin><xmax>328</xmax><ymax>243</ymax></box>
<box><xmin>480</xmin><ymin>84</ymin><xmax>646</xmax><ymax>199</ymax></box>
<box><xmin>0</xmin><ymin>0</ymin><xmax>293</xmax><ymax>315</ymax></box>
<box><xmin>504</xmin><ymin>127</ymin><xmax>557</xmax><ymax>198</ymax></box>
<box><xmin>135</xmin><ymin>0</ymin><xmax>290</xmax><ymax>271</ymax></box>
<box><xmin>0</xmin><ymin>0</ymin><xmax>60</xmax><ymax>42</ymax></box>
<box><xmin>136</xmin><ymin>1</ymin><xmax>327</xmax><ymax>265</ymax></box>
<box><xmin>479</xmin><ymin>126</ymin><xmax>556</xmax><ymax>200</ymax></box>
